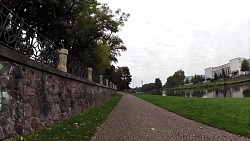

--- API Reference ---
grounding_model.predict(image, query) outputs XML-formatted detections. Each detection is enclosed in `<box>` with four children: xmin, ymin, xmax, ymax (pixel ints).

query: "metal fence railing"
<box><xmin>0</xmin><ymin>2</ymin><xmax>116</xmax><ymax>89</ymax></box>
<box><xmin>0</xmin><ymin>2</ymin><xmax>59</xmax><ymax>67</ymax></box>
<box><xmin>92</xmin><ymin>71</ymin><xmax>100</xmax><ymax>84</ymax></box>
<box><xmin>102</xmin><ymin>77</ymin><xmax>107</xmax><ymax>86</ymax></box>
<box><xmin>67</xmin><ymin>55</ymin><xmax>88</xmax><ymax>79</ymax></box>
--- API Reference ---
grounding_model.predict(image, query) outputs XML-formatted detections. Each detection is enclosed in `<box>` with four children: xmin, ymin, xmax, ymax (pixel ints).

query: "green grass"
<box><xmin>134</xmin><ymin>94</ymin><xmax>250</xmax><ymax>138</ymax></box>
<box><xmin>13</xmin><ymin>94</ymin><xmax>122</xmax><ymax>141</ymax></box>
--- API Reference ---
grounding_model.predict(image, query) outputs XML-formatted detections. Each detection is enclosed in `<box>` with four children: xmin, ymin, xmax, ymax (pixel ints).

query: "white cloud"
<box><xmin>99</xmin><ymin>0</ymin><xmax>250</xmax><ymax>87</ymax></box>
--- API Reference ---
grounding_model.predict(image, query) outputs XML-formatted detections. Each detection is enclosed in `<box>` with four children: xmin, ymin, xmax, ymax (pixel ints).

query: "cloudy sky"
<box><xmin>98</xmin><ymin>0</ymin><xmax>250</xmax><ymax>88</ymax></box>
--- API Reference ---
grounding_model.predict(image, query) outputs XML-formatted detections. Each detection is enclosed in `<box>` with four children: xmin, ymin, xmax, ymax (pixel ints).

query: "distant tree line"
<box><xmin>141</xmin><ymin>78</ymin><xmax>162</xmax><ymax>94</ymax></box>
<box><xmin>164</xmin><ymin>70</ymin><xmax>204</xmax><ymax>88</ymax></box>
<box><xmin>189</xmin><ymin>75</ymin><xmax>205</xmax><ymax>84</ymax></box>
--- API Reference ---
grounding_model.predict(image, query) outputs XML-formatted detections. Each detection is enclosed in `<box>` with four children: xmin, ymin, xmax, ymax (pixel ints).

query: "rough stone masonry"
<box><xmin>0</xmin><ymin>46</ymin><xmax>116</xmax><ymax>140</ymax></box>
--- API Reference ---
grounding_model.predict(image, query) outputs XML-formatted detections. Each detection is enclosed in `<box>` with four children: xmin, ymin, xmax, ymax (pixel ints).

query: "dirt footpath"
<box><xmin>91</xmin><ymin>94</ymin><xmax>250</xmax><ymax>141</ymax></box>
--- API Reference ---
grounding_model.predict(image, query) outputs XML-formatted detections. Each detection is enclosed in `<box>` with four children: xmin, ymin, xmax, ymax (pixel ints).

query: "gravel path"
<box><xmin>91</xmin><ymin>94</ymin><xmax>250</xmax><ymax>141</ymax></box>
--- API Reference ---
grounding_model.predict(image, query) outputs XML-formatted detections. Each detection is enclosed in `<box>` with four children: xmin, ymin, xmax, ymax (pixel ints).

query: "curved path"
<box><xmin>91</xmin><ymin>94</ymin><xmax>250</xmax><ymax>141</ymax></box>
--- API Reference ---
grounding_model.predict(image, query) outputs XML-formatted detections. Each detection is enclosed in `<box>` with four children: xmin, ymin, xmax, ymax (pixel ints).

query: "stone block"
<box><xmin>3</xmin><ymin>123</ymin><xmax>14</xmax><ymax>138</ymax></box>
<box><xmin>14</xmin><ymin>123</ymin><xmax>23</xmax><ymax>135</ymax></box>
<box><xmin>22</xmin><ymin>73</ymin><xmax>30</xmax><ymax>85</ymax></box>
<box><xmin>1</xmin><ymin>76</ymin><xmax>12</xmax><ymax>89</ymax></box>
<box><xmin>54</xmin><ymin>85</ymin><xmax>59</xmax><ymax>94</ymax></box>
<box><xmin>34</xmin><ymin>71</ymin><xmax>42</xmax><ymax>79</ymax></box>
<box><xmin>23</xmin><ymin>103</ymin><xmax>33</xmax><ymax>118</ymax></box>
<box><xmin>30</xmin><ymin>75</ymin><xmax>38</xmax><ymax>88</ymax></box>
<box><xmin>33</xmin><ymin>106</ymin><xmax>41</xmax><ymax>117</ymax></box>
<box><xmin>12</xmin><ymin>67</ymin><xmax>23</xmax><ymax>79</ymax></box>
<box><xmin>0</xmin><ymin>127</ymin><xmax>4</xmax><ymax>140</ymax></box>
<box><xmin>23</xmin><ymin>120</ymin><xmax>32</xmax><ymax>132</ymax></box>
<box><xmin>13</xmin><ymin>79</ymin><xmax>20</xmax><ymax>90</ymax></box>
<box><xmin>0</xmin><ymin>117</ymin><xmax>9</xmax><ymax>127</ymax></box>
<box><xmin>45</xmin><ymin>83</ymin><xmax>51</xmax><ymax>91</ymax></box>
<box><xmin>45</xmin><ymin>92</ymin><xmax>54</xmax><ymax>104</ymax></box>
<box><xmin>23</xmin><ymin>85</ymin><xmax>36</xmax><ymax>96</ymax></box>
<box><xmin>30</xmin><ymin>118</ymin><xmax>39</xmax><ymax>129</ymax></box>
<box><xmin>59</xmin><ymin>102</ymin><xmax>67</xmax><ymax>113</ymax></box>
<box><xmin>53</xmin><ymin>95</ymin><xmax>60</xmax><ymax>103</ymax></box>
<box><xmin>51</xmin><ymin>104</ymin><xmax>60</xmax><ymax>121</ymax></box>
<box><xmin>48</xmin><ymin>87</ymin><xmax>54</xmax><ymax>94</ymax></box>
<box><xmin>59</xmin><ymin>93</ymin><xmax>66</xmax><ymax>101</ymax></box>
<box><xmin>28</xmin><ymin>96</ymin><xmax>39</xmax><ymax>107</ymax></box>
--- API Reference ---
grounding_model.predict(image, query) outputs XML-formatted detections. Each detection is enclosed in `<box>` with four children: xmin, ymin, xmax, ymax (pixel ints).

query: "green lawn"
<box><xmin>13</xmin><ymin>94</ymin><xmax>122</xmax><ymax>141</ymax></box>
<box><xmin>135</xmin><ymin>94</ymin><xmax>250</xmax><ymax>138</ymax></box>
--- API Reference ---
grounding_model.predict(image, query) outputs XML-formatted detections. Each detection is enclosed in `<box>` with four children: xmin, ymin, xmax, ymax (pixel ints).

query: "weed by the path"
<box><xmin>12</xmin><ymin>94</ymin><xmax>122</xmax><ymax>141</ymax></box>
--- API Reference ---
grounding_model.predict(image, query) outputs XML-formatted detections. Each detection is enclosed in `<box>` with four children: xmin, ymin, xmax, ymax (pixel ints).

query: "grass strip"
<box><xmin>13</xmin><ymin>94</ymin><xmax>122</xmax><ymax>141</ymax></box>
<box><xmin>135</xmin><ymin>94</ymin><xmax>250</xmax><ymax>138</ymax></box>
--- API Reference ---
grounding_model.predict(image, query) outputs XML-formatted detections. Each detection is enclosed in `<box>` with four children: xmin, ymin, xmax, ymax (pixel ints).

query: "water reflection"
<box><xmin>166</xmin><ymin>82</ymin><xmax>250</xmax><ymax>98</ymax></box>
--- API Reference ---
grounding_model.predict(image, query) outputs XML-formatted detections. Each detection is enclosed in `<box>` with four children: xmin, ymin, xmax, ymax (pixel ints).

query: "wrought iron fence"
<box><xmin>0</xmin><ymin>2</ymin><xmax>116</xmax><ymax>88</ymax></box>
<box><xmin>102</xmin><ymin>77</ymin><xmax>107</xmax><ymax>86</ymax></box>
<box><xmin>0</xmin><ymin>2</ymin><xmax>59</xmax><ymax>67</ymax></box>
<box><xmin>92</xmin><ymin>71</ymin><xmax>100</xmax><ymax>84</ymax></box>
<box><xmin>67</xmin><ymin>55</ymin><xmax>88</xmax><ymax>79</ymax></box>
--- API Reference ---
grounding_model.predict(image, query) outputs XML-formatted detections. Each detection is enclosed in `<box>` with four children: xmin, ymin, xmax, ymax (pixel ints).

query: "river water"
<box><xmin>164</xmin><ymin>82</ymin><xmax>250</xmax><ymax>98</ymax></box>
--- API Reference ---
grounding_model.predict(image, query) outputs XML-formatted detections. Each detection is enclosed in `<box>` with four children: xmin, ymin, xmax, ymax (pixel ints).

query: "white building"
<box><xmin>205</xmin><ymin>57</ymin><xmax>249</xmax><ymax>79</ymax></box>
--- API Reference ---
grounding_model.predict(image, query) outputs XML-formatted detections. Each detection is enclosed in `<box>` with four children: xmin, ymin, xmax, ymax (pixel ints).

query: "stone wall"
<box><xmin>0</xmin><ymin>46</ymin><xmax>116</xmax><ymax>140</ymax></box>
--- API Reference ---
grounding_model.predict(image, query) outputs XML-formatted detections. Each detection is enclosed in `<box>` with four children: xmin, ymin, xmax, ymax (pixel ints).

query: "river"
<box><xmin>164</xmin><ymin>82</ymin><xmax>250</xmax><ymax>98</ymax></box>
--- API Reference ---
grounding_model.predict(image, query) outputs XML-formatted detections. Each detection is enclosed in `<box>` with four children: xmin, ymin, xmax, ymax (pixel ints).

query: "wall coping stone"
<box><xmin>0</xmin><ymin>45</ymin><xmax>115</xmax><ymax>90</ymax></box>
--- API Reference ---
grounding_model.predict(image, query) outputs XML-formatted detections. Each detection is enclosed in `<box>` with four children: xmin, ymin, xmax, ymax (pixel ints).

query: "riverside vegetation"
<box><xmin>135</xmin><ymin>94</ymin><xmax>250</xmax><ymax>138</ymax></box>
<box><xmin>12</xmin><ymin>94</ymin><xmax>122</xmax><ymax>141</ymax></box>
<box><xmin>172</xmin><ymin>77</ymin><xmax>250</xmax><ymax>90</ymax></box>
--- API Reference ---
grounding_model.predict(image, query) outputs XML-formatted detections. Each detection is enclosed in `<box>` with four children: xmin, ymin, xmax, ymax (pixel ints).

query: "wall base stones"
<box><xmin>0</xmin><ymin>47</ymin><xmax>116</xmax><ymax>140</ymax></box>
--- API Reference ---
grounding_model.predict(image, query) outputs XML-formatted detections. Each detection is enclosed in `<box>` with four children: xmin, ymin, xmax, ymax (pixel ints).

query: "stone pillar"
<box><xmin>110</xmin><ymin>82</ymin><xmax>113</xmax><ymax>88</ymax></box>
<box><xmin>106</xmin><ymin>79</ymin><xmax>109</xmax><ymax>87</ymax></box>
<box><xmin>57</xmin><ymin>48</ymin><xmax>68</xmax><ymax>72</ymax></box>
<box><xmin>100</xmin><ymin>75</ymin><xmax>103</xmax><ymax>85</ymax></box>
<box><xmin>87</xmin><ymin>67</ymin><xmax>93</xmax><ymax>82</ymax></box>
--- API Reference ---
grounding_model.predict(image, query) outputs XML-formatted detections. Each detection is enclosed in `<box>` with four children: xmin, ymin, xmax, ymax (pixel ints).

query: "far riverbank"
<box><xmin>170</xmin><ymin>76</ymin><xmax>250</xmax><ymax>90</ymax></box>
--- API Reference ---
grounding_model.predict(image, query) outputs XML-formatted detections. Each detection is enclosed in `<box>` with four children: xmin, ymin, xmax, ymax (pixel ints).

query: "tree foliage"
<box><xmin>241</xmin><ymin>59</ymin><xmax>250</xmax><ymax>72</ymax></box>
<box><xmin>142</xmin><ymin>83</ymin><xmax>155</xmax><ymax>92</ymax></box>
<box><xmin>154</xmin><ymin>78</ymin><xmax>162</xmax><ymax>90</ymax></box>
<box><xmin>184</xmin><ymin>78</ymin><xmax>190</xmax><ymax>84</ymax></box>
<box><xmin>214</xmin><ymin>72</ymin><xmax>218</xmax><ymax>80</ymax></box>
<box><xmin>222</xmin><ymin>68</ymin><xmax>226</xmax><ymax>79</ymax></box>
<box><xmin>2</xmin><ymin>0</ymin><xmax>130</xmax><ymax>74</ymax></box>
<box><xmin>190</xmin><ymin>74</ymin><xmax>204</xmax><ymax>84</ymax></box>
<box><xmin>165</xmin><ymin>70</ymin><xmax>185</xmax><ymax>88</ymax></box>
<box><xmin>105</xmin><ymin>66</ymin><xmax>132</xmax><ymax>91</ymax></box>
<box><xmin>141</xmin><ymin>79</ymin><xmax>162</xmax><ymax>95</ymax></box>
